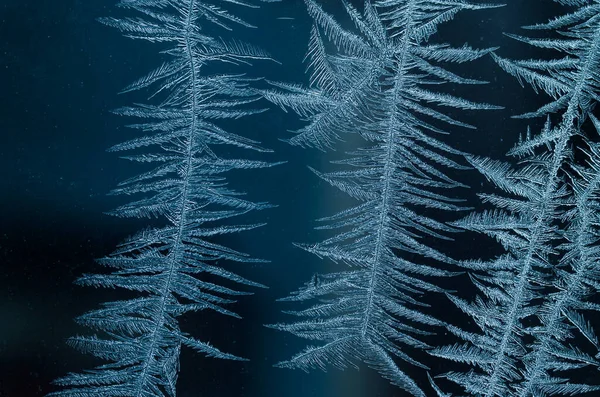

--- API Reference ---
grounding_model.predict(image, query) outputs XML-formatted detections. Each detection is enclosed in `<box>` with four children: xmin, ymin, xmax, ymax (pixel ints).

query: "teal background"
<box><xmin>0</xmin><ymin>1</ymin><xmax>573</xmax><ymax>396</ymax></box>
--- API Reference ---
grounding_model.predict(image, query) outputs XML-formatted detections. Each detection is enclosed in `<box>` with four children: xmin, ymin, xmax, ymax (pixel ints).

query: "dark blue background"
<box><xmin>0</xmin><ymin>1</ymin><xmax>572</xmax><ymax>396</ymax></box>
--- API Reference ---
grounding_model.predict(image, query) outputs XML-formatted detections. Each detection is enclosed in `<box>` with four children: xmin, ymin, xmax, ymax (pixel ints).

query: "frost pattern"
<box><xmin>262</xmin><ymin>1</ymin><xmax>501</xmax><ymax>396</ymax></box>
<box><xmin>47</xmin><ymin>1</ymin><xmax>275</xmax><ymax>396</ymax></box>
<box><xmin>430</xmin><ymin>2</ymin><xmax>600</xmax><ymax>396</ymax></box>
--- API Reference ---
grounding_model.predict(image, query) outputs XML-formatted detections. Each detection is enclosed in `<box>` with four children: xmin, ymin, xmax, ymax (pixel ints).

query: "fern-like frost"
<box><xmin>263</xmin><ymin>1</ymin><xmax>502</xmax><ymax>395</ymax></box>
<box><xmin>47</xmin><ymin>1</ymin><xmax>276</xmax><ymax>396</ymax></box>
<box><xmin>430</xmin><ymin>3</ymin><xmax>600</xmax><ymax>396</ymax></box>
